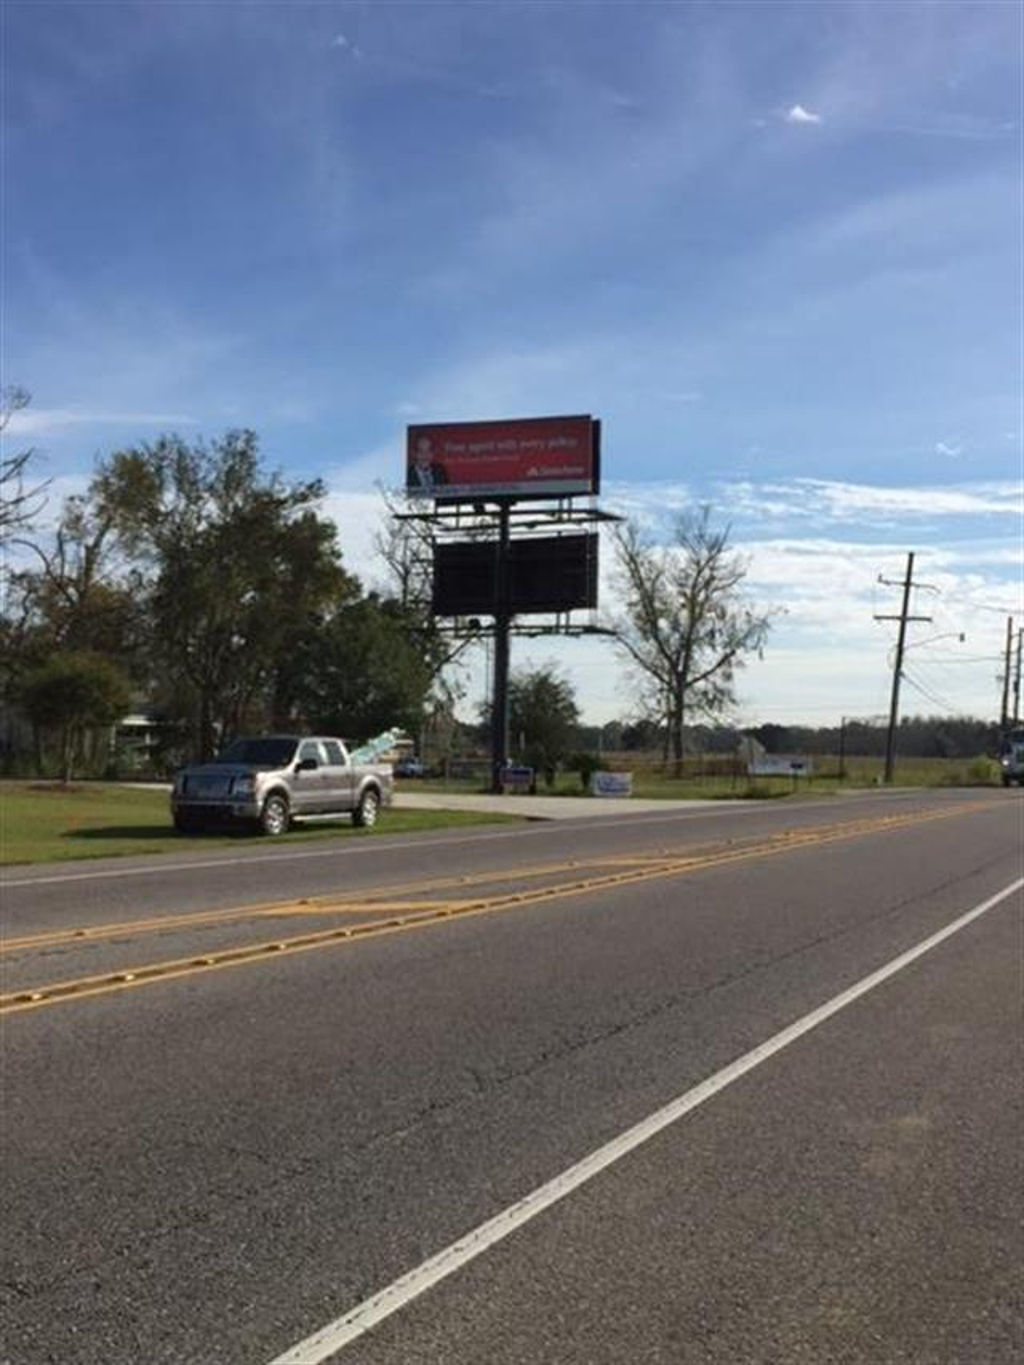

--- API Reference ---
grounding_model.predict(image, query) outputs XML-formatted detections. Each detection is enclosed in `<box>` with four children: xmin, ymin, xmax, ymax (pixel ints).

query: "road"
<box><xmin>1</xmin><ymin>789</ymin><xmax>1021</xmax><ymax>1364</ymax></box>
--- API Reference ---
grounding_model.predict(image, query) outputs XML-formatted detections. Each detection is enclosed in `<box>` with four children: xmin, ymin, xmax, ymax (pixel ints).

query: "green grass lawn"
<box><xmin>0</xmin><ymin>782</ymin><xmax>521</xmax><ymax>867</ymax></box>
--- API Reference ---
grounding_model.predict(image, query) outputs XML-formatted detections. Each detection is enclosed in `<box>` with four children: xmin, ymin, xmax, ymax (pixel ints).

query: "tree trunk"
<box><xmin>62</xmin><ymin>725</ymin><xmax>75</xmax><ymax>784</ymax></box>
<box><xmin>199</xmin><ymin>692</ymin><xmax>215</xmax><ymax>762</ymax></box>
<box><xmin>670</xmin><ymin>692</ymin><xmax>686</xmax><ymax>775</ymax></box>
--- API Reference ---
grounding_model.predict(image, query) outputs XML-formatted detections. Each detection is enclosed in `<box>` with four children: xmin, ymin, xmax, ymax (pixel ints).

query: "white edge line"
<box><xmin>1</xmin><ymin>792</ymin><xmax>954</xmax><ymax>888</ymax></box>
<box><xmin>267</xmin><ymin>874</ymin><xmax>1024</xmax><ymax>1365</ymax></box>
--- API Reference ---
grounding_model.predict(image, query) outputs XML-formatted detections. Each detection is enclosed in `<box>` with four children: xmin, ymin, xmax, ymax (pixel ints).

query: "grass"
<box><xmin>406</xmin><ymin>752</ymin><xmax>1002</xmax><ymax>800</ymax></box>
<box><xmin>0</xmin><ymin>782</ymin><xmax>521</xmax><ymax>867</ymax></box>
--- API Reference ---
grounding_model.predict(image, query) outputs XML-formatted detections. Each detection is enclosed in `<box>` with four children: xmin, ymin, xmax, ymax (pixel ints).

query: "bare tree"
<box><xmin>374</xmin><ymin>483</ymin><xmax>476</xmax><ymax>679</ymax></box>
<box><xmin>610</xmin><ymin>507</ymin><xmax>774</xmax><ymax>766</ymax></box>
<box><xmin>1</xmin><ymin>388</ymin><xmax>49</xmax><ymax>543</ymax></box>
<box><xmin>374</xmin><ymin>484</ymin><xmax>435</xmax><ymax>612</ymax></box>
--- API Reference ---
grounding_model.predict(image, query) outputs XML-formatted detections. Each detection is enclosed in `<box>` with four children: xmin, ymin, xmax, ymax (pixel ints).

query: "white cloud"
<box><xmin>719</xmin><ymin>477</ymin><xmax>1021</xmax><ymax>522</ymax></box>
<box><xmin>5</xmin><ymin>408</ymin><xmax>197</xmax><ymax>437</ymax></box>
<box><xmin>320</xmin><ymin>484</ymin><xmax>390</xmax><ymax>590</ymax></box>
<box><xmin>935</xmin><ymin>440</ymin><xmax>963</xmax><ymax>459</ymax></box>
<box><xmin>308</xmin><ymin>470</ymin><xmax>1018</xmax><ymax>725</ymax></box>
<box><xmin>784</xmin><ymin>104</ymin><xmax>822</xmax><ymax>125</ymax></box>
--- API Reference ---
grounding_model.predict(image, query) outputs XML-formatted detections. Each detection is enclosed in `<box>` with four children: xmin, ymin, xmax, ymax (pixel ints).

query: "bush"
<box><xmin>567</xmin><ymin>751</ymin><xmax>600</xmax><ymax>791</ymax></box>
<box><xmin>968</xmin><ymin>755</ymin><xmax>1000</xmax><ymax>784</ymax></box>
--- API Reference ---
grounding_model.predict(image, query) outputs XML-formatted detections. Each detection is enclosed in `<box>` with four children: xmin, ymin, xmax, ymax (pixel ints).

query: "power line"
<box><xmin>935</xmin><ymin>593</ymin><xmax>1022</xmax><ymax>617</ymax></box>
<box><xmin>901</xmin><ymin>668</ymin><xmax>958</xmax><ymax>714</ymax></box>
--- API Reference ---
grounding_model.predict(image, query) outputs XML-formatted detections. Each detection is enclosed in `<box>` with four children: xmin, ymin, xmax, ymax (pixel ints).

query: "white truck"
<box><xmin>171</xmin><ymin>734</ymin><xmax>393</xmax><ymax>835</ymax></box>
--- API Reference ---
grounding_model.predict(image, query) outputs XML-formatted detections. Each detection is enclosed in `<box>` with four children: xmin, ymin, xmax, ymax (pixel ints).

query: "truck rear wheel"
<box><xmin>260</xmin><ymin>793</ymin><xmax>291</xmax><ymax>836</ymax></box>
<box><xmin>352</xmin><ymin>787</ymin><xmax>380</xmax><ymax>829</ymax></box>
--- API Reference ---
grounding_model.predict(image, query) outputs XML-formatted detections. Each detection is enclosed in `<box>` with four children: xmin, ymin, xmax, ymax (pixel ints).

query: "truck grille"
<box><xmin>183</xmin><ymin>776</ymin><xmax>231</xmax><ymax>799</ymax></box>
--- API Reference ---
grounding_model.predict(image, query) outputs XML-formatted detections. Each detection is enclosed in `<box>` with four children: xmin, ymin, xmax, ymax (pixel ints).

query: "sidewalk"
<box><xmin>393</xmin><ymin>791</ymin><xmax>727</xmax><ymax>820</ymax></box>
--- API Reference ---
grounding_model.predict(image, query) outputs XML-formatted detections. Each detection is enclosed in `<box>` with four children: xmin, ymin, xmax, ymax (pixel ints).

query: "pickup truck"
<box><xmin>171</xmin><ymin>734</ymin><xmax>393</xmax><ymax>835</ymax></box>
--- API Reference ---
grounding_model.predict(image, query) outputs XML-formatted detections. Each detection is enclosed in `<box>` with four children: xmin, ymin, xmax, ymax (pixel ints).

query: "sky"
<box><xmin>3</xmin><ymin>0</ymin><xmax>1022</xmax><ymax>728</ymax></box>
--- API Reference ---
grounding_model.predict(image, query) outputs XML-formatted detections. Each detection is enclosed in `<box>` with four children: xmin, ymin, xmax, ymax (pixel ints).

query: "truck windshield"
<box><xmin>216</xmin><ymin>738</ymin><xmax>297</xmax><ymax>766</ymax></box>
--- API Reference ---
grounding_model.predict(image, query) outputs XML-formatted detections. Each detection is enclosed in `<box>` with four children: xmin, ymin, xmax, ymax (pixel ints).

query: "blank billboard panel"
<box><xmin>509</xmin><ymin>535</ymin><xmax>599</xmax><ymax>613</ymax></box>
<box><xmin>432</xmin><ymin>534</ymin><xmax>598</xmax><ymax>617</ymax></box>
<box><xmin>432</xmin><ymin>542</ymin><xmax>499</xmax><ymax>616</ymax></box>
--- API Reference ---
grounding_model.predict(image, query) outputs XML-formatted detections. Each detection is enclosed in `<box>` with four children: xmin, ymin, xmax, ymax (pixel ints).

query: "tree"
<box><xmin>19</xmin><ymin>652</ymin><xmax>131</xmax><ymax>782</ymax></box>
<box><xmin>508</xmin><ymin>665</ymin><xmax>580</xmax><ymax>787</ymax></box>
<box><xmin>1</xmin><ymin>387</ymin><xmax>49</xmax><ymax>544</ymax></box>
<box><xmin>4</xmin><ymin>488</ymin><xmax>144</xmax><ymax>675</ymax></box>
<box><xmin>93</xmin><ymin>431</ymin><xmax>353</xmax><ymax>758</ymax></box>
<box><xmin>610</xmin><ymin>507</ymin><xmax>773</xmax><ymax>767</ymax></box>
<box><xmin>374</xmin><ymin>485</ymin><xmax>475</xmax><ymax>726</ymax></box>
<box><xmin>279</xmin><ymin>594</ymin><xmax>432</xmax><ymax>740</ymax></box>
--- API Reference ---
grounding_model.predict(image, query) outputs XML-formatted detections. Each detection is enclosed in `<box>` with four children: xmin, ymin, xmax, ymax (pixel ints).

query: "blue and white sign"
<box><xmin>748</xmin><ymin>755</ymin><xmax>814</xmax><ymax>777</ymax></box>
<box><xmin>500</xmin><ymin>765</ymin><xmax>534</xmax><ymax>793</ymax></box>
<box><xmin>590</xmin><ymin>771</ymin><xmax>633</xmax><ymax>797</ymax></box>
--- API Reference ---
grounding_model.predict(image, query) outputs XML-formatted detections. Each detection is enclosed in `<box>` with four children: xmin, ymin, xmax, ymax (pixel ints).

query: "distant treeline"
<box><xmin>571</xmin><ymin>715</ymin><xmax>1003</xmax><ymax>760</ymax></box>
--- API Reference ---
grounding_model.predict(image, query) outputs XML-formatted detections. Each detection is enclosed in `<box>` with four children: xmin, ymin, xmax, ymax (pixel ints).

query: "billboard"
<box><xmin>431</xmin><ymin>541</ymin><xmax>500</xmax><ymax>617</ymax></box>
<box><xmin>432</xmin><ymin>534</ymin><xmax>599</xmax><ymax>617</ymax></box>
<box><xmin>407</xmin><ymin>416</ymin><xmax>599</xmax><ymax>501</ymax></box>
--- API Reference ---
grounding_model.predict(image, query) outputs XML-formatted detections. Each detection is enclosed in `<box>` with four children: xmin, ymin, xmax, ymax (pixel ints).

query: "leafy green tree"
<box><xmin>5</xmin><ymin>489</ymin><xmax>144</xmax><ymax>672</ymax></box>
<box><xmin>281</xmin><ymin>595</ymin><xmax>432</xmax><ymax>740</ymax></box>
<box><xmin>610</xmin><ymin>508</ymin><xmax>773</xmax><ymax>768</ymax></box>
<box><xmin>508</xmin><ymin>665</ymin><xmax>580</xmax><ymax>787</ymax></box>
<box><xmin>94</xmin><ymin>431</ymin><xmax>353</xmax><ymax>758</ymax></box>
<box><xmin>19</xmin><ymin>652</ymin><xmax>131</xmax><ymax>782</ymax></box>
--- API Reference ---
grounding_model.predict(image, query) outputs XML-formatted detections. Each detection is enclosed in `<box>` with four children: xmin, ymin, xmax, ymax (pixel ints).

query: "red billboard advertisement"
<box><xmin>406</xmin><ymin>415</ymin><xmax>599</xmax><ymax>501</ymax></box>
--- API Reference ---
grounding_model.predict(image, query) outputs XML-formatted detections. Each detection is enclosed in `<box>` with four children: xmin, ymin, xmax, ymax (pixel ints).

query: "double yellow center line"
<box><xmin>0</xmin><ymin>802</ymin><xmax>994</xmax><ymax>1016</ymax></box>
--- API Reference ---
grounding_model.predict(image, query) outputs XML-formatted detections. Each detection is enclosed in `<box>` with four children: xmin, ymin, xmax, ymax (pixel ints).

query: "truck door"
<box><xmin>320</xmin><ymin>739</ymin><xmax>352</xmax><ymax>812</ymax></box>
<box><xmin>293</xmin><ymin>739</ymin><xmax>328</xmax><ymax>813</ymax></box>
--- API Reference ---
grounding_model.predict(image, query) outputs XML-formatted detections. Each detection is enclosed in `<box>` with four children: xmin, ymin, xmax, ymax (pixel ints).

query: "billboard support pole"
<box><xmin>490</xmin><ymin>503</ymin><xmax>512</xmax><ymax>793</ymax></box>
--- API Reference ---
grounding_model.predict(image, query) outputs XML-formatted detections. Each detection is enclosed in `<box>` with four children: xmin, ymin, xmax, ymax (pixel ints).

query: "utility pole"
<box><xmin>875</xmin><ymin>553</ymin><xmax>932</xmax><ymax>784</ymax></box>
<box><xmin>489</xmin><ymin>503</ymin><xmax>512</xmax><ymax>793</ymax></box>
<box><xmin>1015</xmin><ymin>628</ymin><xmax>1023</xmax><ymax>726</ymax></box>
<box><xmin>999</xmin><ymin>616</ymin><xmax>1014</xmax><ymax>730</ymax></box>
<box><xmin>838</xmin><ymin>716</ymin><xmax>847</xmax><ymax>782</ymax></box>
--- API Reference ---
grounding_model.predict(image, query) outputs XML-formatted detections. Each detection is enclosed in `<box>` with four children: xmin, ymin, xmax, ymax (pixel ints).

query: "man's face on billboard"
<box><xmin>414</xmin><ymin>438</ymin><xmax>433</xmax><ymax>468</ymax></box>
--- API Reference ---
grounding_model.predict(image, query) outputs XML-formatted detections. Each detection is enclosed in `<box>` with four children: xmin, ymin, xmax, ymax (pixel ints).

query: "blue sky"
<box><xmin>4</xmin><ymin>1</ymin><xmax>1022</xmax><ymax>726</ymax></box>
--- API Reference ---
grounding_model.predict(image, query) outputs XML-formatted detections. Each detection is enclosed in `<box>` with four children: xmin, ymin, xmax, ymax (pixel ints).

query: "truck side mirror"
<box><xmin>297</xmin><ymin>757</ymin><xmax>319</xmax><ymax>772</ymax></box>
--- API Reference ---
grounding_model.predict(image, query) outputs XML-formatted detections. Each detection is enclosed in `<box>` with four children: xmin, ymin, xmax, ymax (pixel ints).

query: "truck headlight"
<box><xmin>232</xmin><ymin>776</ymin><xmax>255</xmax><ymax>795</ymax></box>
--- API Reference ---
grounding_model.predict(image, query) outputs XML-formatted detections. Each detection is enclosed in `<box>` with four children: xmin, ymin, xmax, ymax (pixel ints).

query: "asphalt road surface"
<box><xmin>1</xmin><ymin>789</ymin><xmax>1021</xmax><ymax>1364</ymax></box>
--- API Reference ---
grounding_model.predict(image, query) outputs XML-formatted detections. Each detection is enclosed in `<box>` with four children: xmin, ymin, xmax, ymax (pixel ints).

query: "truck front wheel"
<box><xmin>260</xmin><ymin>793</ymin><xmax>291</xmax><ymax>836</ymax></box>
<box><xmin>353</xmin><ymin>787</ymin><xmax>380</xmax><ymax>829</ymax></box>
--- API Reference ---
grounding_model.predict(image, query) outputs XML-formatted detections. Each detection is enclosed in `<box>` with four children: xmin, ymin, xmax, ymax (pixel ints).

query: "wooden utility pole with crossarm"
<box><xmin>874</xmin><ymin>553</ymin><xmax>932</xmax><ymax>784</ymax></box>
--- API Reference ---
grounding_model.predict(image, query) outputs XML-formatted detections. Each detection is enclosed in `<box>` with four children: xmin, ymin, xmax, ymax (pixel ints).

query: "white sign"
<box><xmin>590</xmin><ymin>771</ymin><xmax>633</xmax><ymax>797</ymax></box>
<box><xmin>747</xmin><ymin>755</ymin><xmax>814</xmax><ymax>777</ymax></box>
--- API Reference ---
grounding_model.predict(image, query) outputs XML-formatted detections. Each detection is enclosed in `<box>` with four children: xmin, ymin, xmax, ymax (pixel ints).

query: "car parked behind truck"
<box><xmin>171</xmin><ymin>734</ymin><xmax>393</xmax><ymax>835</ymax></box>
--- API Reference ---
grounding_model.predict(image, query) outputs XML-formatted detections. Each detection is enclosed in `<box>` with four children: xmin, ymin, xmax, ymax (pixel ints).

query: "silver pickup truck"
<box><xmin>171</xmin><ymin>734</ymin><xmax>393</xmax><ymax>835</ymax></box>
